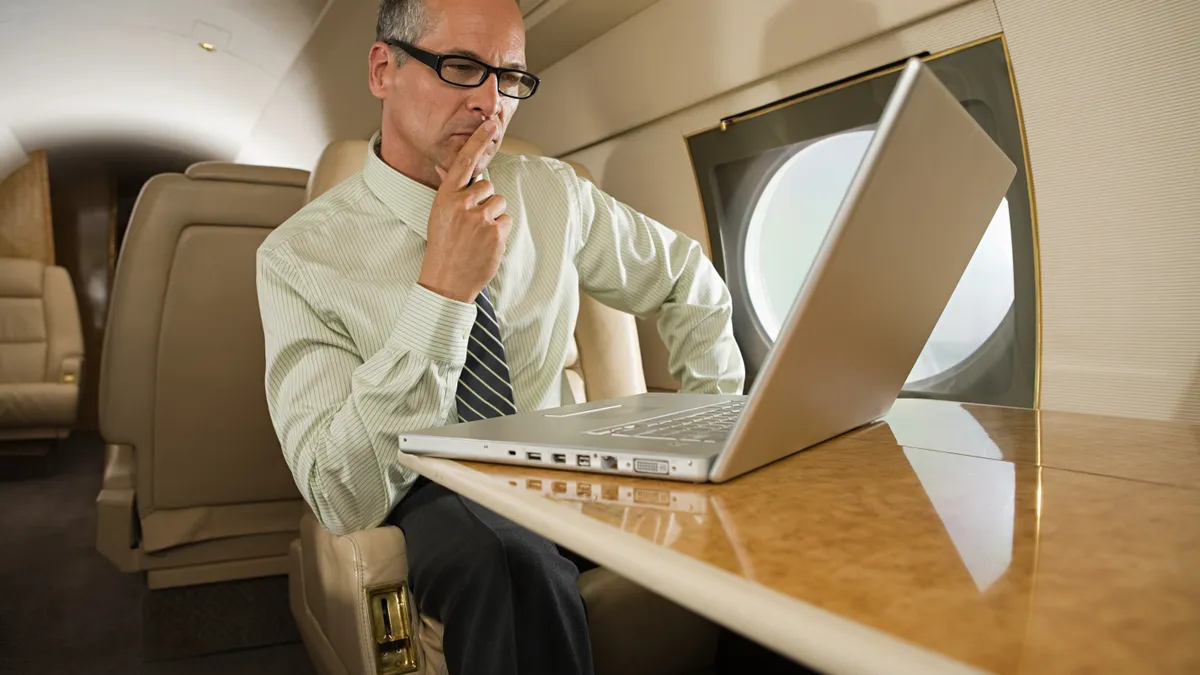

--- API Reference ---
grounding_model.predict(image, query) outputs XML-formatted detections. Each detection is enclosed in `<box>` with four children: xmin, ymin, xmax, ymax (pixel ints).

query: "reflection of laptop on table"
<box><xmin>501</xmin><ymin>472</ymin><xmax>713</xmax><ymax>549</ymax></box>
<box><xmin>398</xmin><ymin>57</ymin><xmax>1016</xmax><ymax>483</ymax></box>
<box><xmin>502</xmin><ymin>472</ymin><xmax>708</xmax><ymax>514</ymax></box>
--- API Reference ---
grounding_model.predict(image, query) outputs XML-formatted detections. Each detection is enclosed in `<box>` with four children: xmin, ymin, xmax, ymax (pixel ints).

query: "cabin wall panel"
<box><xmin>510</xmin><ymin>0</ymin><xmax>982</xmax><ymax>157</ymax></box>
<box><xmin>995</xmin><ymin>0</ymin><xmax>1200</xmax><ymax>423</ymax></box>
<box><xmin>48</xmin><ymin>161</ymin><xmax>117</xmax><ymax>431</ymax></box>
<box><xmin>563</xmin><ymin>1</ymin><xmax>1001</xmax><ymax>391</ymax></box>
<box><xmin>0</xmin><ymin>125</ymin><xmax>27</xmax><ymax>184</ymax></box>
<box><xmin>0</xmin><ymin>149</ymin><xmax>54</xmax><ymax>265</ymax></box>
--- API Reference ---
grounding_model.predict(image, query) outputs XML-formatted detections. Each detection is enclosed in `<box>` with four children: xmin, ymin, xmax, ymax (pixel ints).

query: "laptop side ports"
<box><xmin>632</xmin><ymin>458</ymin><xmax>669</xmax><ymax>475</ymax></box>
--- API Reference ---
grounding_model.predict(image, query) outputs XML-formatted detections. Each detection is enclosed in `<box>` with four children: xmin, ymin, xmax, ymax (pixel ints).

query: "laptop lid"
<box><xmin>709</xmin><ymin>58</ymin><xmax>1017</xmax><ymax>482</ymax></box>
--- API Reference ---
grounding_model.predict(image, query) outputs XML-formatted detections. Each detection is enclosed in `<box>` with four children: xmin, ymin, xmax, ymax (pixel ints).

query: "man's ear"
<box><xmin>368</xmin><ymin>42</ymin><xmax>393</xmax><ymax>101</ymax></box>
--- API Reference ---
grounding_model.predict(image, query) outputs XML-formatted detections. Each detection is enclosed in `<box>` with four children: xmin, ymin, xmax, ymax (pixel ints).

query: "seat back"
<box><xmin>99</xmin><ymin>163</ymin><xmax>309</xmax><ymax>535</ymax></box>
<box><xmin>556</xmin><ymin>165</ymin><xmax>646</xmax><ymax>403</ymax></box>
<box><xmin>0</xmin><ymin>257</ymin><xmax>83</xmax><ymax>440</ymax></box>
<box><xmin>306</xmin><ymin>138</ymin><xmax>646</xmax><ymax>402</ymax></box>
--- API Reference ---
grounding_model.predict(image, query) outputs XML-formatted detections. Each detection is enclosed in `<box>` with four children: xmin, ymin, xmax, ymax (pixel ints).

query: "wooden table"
<box><xmin>397</xmin><ymin>398</ymin><xmax>1200</xmax><ymax>674</ymax></box>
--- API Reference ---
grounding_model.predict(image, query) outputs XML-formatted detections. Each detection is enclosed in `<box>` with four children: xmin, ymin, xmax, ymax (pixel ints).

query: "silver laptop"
<box><xmin>397</xmin><ymin>57</ymin><xmax>1016</xmax><ymax>483</ymax></box>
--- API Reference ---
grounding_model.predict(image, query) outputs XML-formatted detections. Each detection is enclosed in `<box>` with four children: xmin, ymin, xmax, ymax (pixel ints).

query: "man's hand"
<box><xmin>418</xmin><ymin>120</ymin><xmax>512</xmax><ymax>304</ymax></box>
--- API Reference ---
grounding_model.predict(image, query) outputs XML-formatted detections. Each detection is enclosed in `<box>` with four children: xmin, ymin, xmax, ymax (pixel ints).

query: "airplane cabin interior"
<box><xmin>1</xmin><ymin>0</ymin><xmax>1197</xmax><ymax>674</ymax></box>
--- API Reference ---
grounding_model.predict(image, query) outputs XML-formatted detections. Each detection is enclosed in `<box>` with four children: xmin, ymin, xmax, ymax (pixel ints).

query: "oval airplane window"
<box><xmin>743</xmin><ymin>129</ymin><xmax>1014</xmax><ymax>384</ymax></box>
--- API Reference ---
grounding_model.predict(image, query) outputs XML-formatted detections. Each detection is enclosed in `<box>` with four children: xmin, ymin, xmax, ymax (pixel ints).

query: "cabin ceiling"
<box><xmin>0</xmin><ymin>0</ymin><xmax>332</xmax><ymax>161</ymax></box>
<box><xmin>523</xmin><ymin>0</ymin><xmax>659</xmax><ymax>72</ymax></box>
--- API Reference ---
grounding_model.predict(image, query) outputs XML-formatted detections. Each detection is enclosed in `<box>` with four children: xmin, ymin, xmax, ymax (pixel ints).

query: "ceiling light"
<box><xmin>192</xmin><ymin>20</ymin><xmax>231</xmax><ymax>54</ymax></box>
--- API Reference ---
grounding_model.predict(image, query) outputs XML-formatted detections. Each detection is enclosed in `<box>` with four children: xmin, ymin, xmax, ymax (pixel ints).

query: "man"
<box><xmin>256</xmin><ymin>0</ymin><xmax>744</xmax><ymax>672</ymax></box>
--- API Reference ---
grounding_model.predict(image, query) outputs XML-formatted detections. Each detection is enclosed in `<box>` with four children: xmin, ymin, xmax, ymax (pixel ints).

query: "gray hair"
<box><xmin>376</xmin><ymin>0</ymin><xmax>429</xmax><ymax>61</ymax></box>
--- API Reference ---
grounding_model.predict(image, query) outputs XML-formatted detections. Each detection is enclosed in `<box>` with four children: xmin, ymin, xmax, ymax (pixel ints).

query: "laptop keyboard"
<box><xmin>584</xmin><ymin>400</ymin><xmax>746</xmax><ymax>443</ymax></box>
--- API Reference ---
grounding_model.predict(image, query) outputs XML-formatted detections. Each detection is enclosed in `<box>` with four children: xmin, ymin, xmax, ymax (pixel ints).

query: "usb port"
<box><xmin>577</xmin><ymin>455</ymin><xmax>591</xmax><ymax>468</ymax></box>
<box><xmin>552</xmin><ymin>453</ymin><xmax>566</xmax><ymax>464</ymax></box>
<box><xmin>527</xmin><ymin>452</ymin><xmax>542</xmax><ymax>461</ymax></box>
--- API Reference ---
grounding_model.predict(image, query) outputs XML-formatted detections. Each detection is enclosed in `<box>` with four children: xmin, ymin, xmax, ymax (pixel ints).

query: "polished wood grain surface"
<box><xmin>0</xmin><ymin>149</ymin><xmax>54</xmax><ymax>264</ymax></box>
<box><xmin>398</xmin><ymin>404</ymin><xmax>1200</xmax><ymax>674</ymax></box>
<box><xmin>848</xmin><ymin>398</ymin><xmax>1200</xmax><ymax>490</ymax></box>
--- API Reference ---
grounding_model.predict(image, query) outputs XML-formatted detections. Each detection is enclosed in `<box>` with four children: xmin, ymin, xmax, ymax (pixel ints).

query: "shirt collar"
<box><xmin>362</xmin><ymin>130</ymin><xmax>438</xmax><ymax>240</ymax></box>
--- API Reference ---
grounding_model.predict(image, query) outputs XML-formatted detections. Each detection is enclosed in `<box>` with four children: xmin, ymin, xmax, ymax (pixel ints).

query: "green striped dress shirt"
<box><xmin>256</xmin><ymin>134</ymin><xmax>745</xmax><ymax>535</ymax></box>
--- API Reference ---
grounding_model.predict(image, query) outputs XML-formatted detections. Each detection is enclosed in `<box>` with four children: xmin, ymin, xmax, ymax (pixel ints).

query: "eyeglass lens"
<box><xmin>440</xmin><ymin>57</ymin><xmax>536</xmax><ymax>98</ymax></box>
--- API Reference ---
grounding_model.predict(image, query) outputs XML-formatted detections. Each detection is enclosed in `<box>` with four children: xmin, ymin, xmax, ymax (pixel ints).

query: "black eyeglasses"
<box><xmin>387</xmin><ymin>40</ymin><xmax>540</xmax><ymax>100</ymax></box>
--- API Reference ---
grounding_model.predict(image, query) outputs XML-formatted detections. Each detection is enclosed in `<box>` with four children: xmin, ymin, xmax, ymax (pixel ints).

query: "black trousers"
<box><xmin>388</xmin><ymin>477</ymin><xmax>596</xmax><ymax>675</ymax></box>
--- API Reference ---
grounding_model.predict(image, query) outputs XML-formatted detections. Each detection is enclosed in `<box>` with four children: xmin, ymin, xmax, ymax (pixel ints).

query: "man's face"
<box><xmin>371</xmin><ymin>0</ymin><xmax>527</xmax><ymax>183</ymax></box>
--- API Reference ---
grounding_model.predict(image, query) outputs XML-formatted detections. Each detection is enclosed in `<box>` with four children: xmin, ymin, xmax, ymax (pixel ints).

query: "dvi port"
<box><xmin>632</xmin><ymin>458</ymin><xmax>669</xmax><ymax>475</ymax></box>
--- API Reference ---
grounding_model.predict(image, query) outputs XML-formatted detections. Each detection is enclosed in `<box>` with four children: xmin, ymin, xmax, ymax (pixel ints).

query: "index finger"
<box><xmin>443</xmin><ymin>120</ymin><xmax>498</xmax><ymax>190</ymax></box>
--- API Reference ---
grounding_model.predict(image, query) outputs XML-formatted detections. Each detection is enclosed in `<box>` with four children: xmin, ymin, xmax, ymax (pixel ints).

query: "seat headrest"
<box><xmin>498</xmin><ymin>135</ymin><xmax>542</xmax><ymax>157</ymax></box>
<box><xmin>0</xmin><ymin>257</ymin><xmax>46</xmax><ymax>297</ymax></box>
<box><xmin>306</xmin><ymin>140</ymin><xmax>371</xmax><ymax>203</ymax></box>
<box><xmin>305</xmin><ymin>135</ymin><xmax>548</xmax><ymax>204</ymax></box>
<box><xmin>185</xmin><ymin>161</ymin><xmax>310</xmax><ymax>188</ymax></box>
<box><xmin>564</xmin><ymin>160</ymin><xmax>594</xmax><ymax>183</ymax></box>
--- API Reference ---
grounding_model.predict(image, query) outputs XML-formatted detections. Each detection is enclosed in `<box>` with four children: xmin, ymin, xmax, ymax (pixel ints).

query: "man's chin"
<box><xmin>445</xmin><ymin>140</ymin><xmax>495</xmax><ymax>163</ymax></box>
<box><xmin>434</xmin><ymin>154</ymin><xmax>491</xmax><ymax>181</ymax></box>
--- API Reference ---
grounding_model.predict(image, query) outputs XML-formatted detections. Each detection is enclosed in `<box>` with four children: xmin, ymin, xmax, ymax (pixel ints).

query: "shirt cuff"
<box><xmin>387</xmin><ymin>283</ymin><xmax>477</xmax><ymax>365</ymax></box>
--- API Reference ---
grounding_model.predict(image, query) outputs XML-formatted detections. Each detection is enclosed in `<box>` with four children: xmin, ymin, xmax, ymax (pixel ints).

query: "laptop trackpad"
<box><xmin>543</xmin><ymin>403</ymin><xmax>626</xmax><ymax>418</ymax></box>
<box><xmin>544</xmin><ymin>400</ymin><xmax>672</xmax><ymax>423</ymax></box>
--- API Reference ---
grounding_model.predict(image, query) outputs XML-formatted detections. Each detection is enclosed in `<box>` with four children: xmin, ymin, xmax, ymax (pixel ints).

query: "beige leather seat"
<box><xmin>0</xmin><ymin>258</ymin><xmax>83</xmax><ymax>447</ymax></box>
<box><xmin>288</xmin><ymin>138</ymin><xmax>717</xmax><ymax>675</ymax></box>
<box><xmin>95</xmin><ymin>162</ymin><xmax>313</xmax><ymax>589</ymax></box>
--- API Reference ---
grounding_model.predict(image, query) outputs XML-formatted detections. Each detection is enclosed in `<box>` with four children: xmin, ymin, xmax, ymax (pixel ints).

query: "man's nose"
<box><xmin>467</xmin><ymin>73</ymin><xmax>503</xmax><ymax>117</ymax></box>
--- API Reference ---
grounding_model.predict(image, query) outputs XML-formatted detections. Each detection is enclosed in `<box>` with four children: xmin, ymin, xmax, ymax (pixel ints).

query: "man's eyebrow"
<box><xmin>447</xmin><ymin>48</ymin><xmax>527</xmax><ymax>71</ymax></box>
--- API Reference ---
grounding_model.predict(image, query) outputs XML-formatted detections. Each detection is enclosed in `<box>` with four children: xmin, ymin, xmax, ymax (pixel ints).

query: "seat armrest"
<box><xmin>42</xmin><ymin>265</ymin><xmax>84</xmax><ymax>385</ymax></box>
<box><xmin>59</xmin><ymin>355</ymin><xmax>82</xmax><ymax>386</ymax></box>
<box><xmin>299</xmin><ymin>513</ymin><xmax>446</xmax><ymax>675</ymax></box>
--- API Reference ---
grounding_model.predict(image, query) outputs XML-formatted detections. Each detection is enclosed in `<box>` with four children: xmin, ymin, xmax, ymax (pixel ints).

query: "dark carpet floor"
<box><xmin>0</xmin><ymin>433</ymin><xmax>316</xmax><ymax>675</ymax></box>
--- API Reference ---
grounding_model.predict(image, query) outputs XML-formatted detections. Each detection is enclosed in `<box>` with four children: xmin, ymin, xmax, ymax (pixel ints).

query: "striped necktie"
<box><xmin>456</xmin><ymin>288</ymin><xmax>518</xmax><ymax>422</ymax></box>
